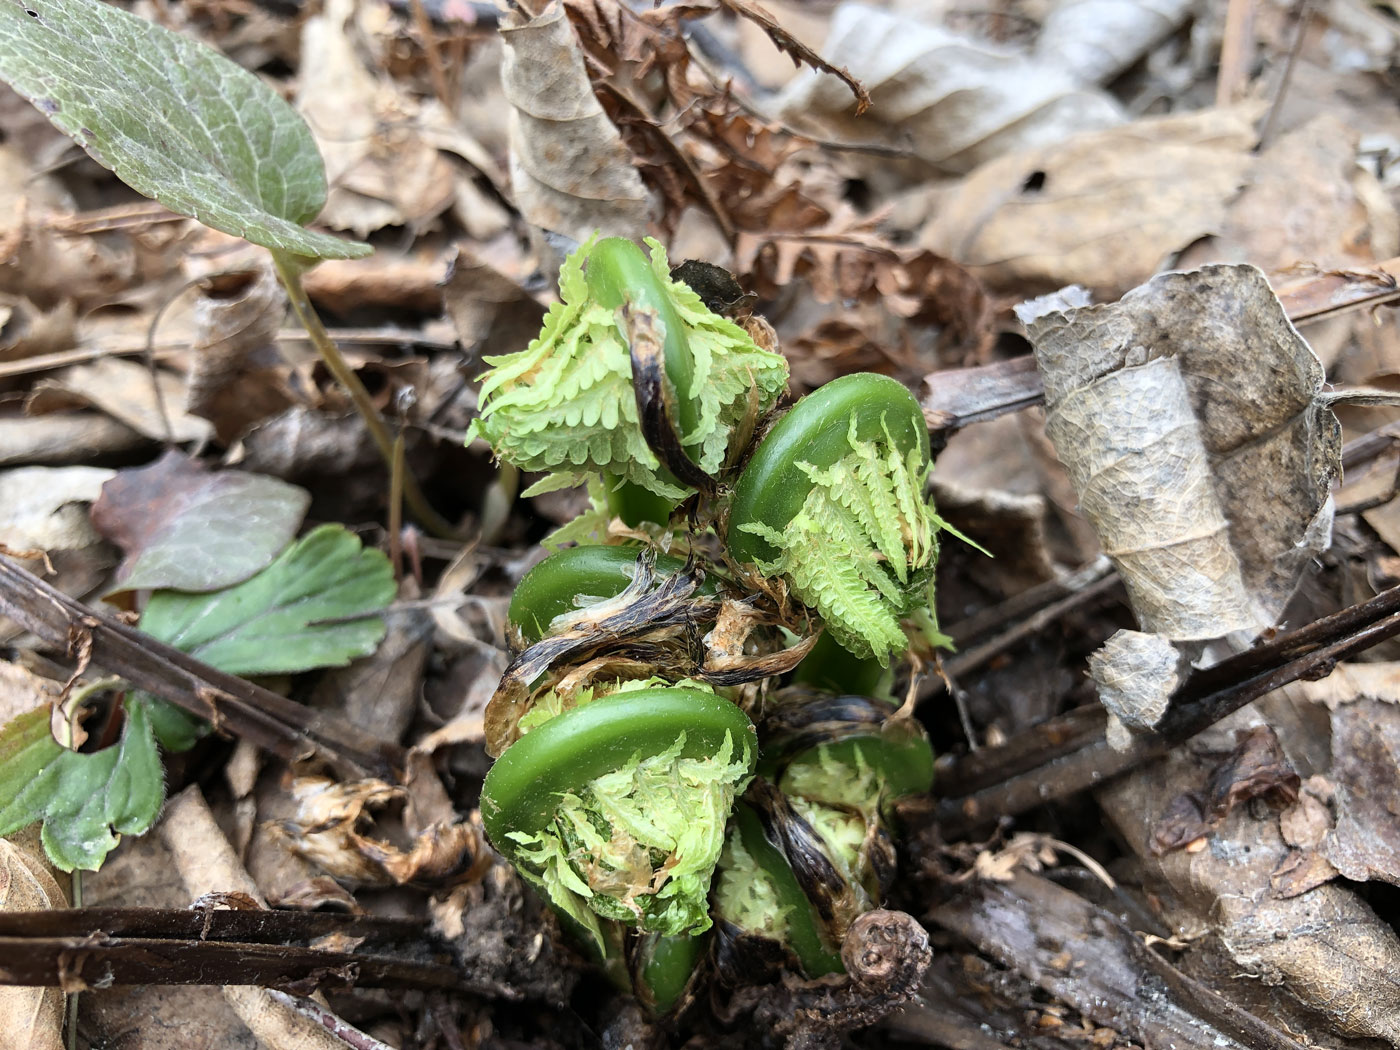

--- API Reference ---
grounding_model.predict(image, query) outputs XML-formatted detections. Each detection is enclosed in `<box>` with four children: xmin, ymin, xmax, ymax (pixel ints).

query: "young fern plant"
<box><xmin>728</xmin><ymin>373</ymin><xmax>954</xmax><ymax>667</ymax></box>
<box><xmin>713</xmin><ymin>692</ymin><xmax>934</xmax><ymax>979</ymax></box>
<box><xmin>467</xmin><ymin>235</ymin><xmax>789</xmax><ymax>521</ymax></box>
<box><xmin>480</xmin><ymin>683</ymin><xmax>757</xmax><ymax>952</ymax></box>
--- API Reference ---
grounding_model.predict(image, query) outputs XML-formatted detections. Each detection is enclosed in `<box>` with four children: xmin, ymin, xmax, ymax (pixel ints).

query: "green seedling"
<box><xmin>712</xmin><ymin>693</ymin><xmax>933</xmax><ymax>977</ymax></box>
<box><xmin>508</xmin><ymin>545</ymin><xmax>706</xmax><ymax>645</ymax></box>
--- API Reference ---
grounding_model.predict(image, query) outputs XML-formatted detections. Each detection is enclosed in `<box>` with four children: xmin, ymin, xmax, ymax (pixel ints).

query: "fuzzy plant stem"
<box><xmin>271</xmin><ymin>252</ymin><xmax>459</xmax><ymax>540</ymax></box>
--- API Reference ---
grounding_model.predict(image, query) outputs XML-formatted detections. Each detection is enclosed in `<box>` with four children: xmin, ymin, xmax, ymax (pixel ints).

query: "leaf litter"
<box><xmin>4</xmin><ymin>0</ymin><xmax>1400</xmax><ymax>1048</ymax></box>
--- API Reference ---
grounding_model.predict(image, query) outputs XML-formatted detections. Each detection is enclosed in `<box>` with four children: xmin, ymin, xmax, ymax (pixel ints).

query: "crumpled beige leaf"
<box><xmin>0</xmin><ymin>465</ymin><xmax>112</xmax><ymax>553</ymax></box>
<box><xmin>500</xmin><ymin>1</ymin><xmax>652</xmax><ymax>240</ymax></box>
<box><xmin>298</xmin><ymin>0</ymin><xmax>456</xmax><ymax>237</ymax></box>
<box><xmin>1035</xmin><ymin>0</ymin><xmax>1195</xmax><ymax>85</ymax></box>
<box><xmin>1018</xmin><ymin>264</ymin><xmax>1339</xmax><ymax>640</ymax></box>
<box><xmin>1271</xmin><ymin>665</ymin><xmax>1400</xmax><ymax>894</ymax></box>
<box><xmin>924</xmin><ymin>106</ymin><xmax>1260</xmax><ymax>295</ymax></box>
<box><xmin>0</xmin><ymin>825</ymin><xmax>67</xmax><ymax>1050</ymax></box>
<box><xmin>269</xmin><ymin>776</ymin><xmax>486</xmax><ymax>888</ymax></box>
<box><xmin>1090</xmin><ymin>628</ymin><xmax>1180</xmax><ymax>748</ymax></box>
<box><xmin>775</xmin><ymin>2</ymin><xmax>1124</xmax><ymax>176</ymax></box>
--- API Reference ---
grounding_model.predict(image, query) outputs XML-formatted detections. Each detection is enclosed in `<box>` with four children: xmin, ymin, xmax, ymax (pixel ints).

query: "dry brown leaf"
<box><xmin>711</xmin><ymin>0</ymin><xmax>868</xmax><ymax>112</ymax></box>
<box><xmin>499</xmin><ymin>1</ymin><xmax>650</xmax><ymax>241</ymax></box>
<box><xmin>442</xmin><ymin>246</ymin><xmax>547</xmax><ymax>360</ymax></box>
<box><xmin>185</xmin><ymin>266</ymin><xmax>295</xmax><ymax>444</ymax></box>
<box><xmin>0</xmin><ymin>465</ymin><xmax>111</xmax><ymax>553</ymax></box>
<box><xmin>0</xmin><ymin>826</ymin><xmax>66</xmax><ymax>1050</ymax></box>
<box><xmin>298</xmin><ymin>0</ymin><xmax>456</xmax><ymax>237</ymax></box>
<box><xmin>269</xmin><ymin>776</ymin><xmax>486</xmax><ymax>888</ymax></box>
<box><xmin>1019</xmin><ymin>265</ymin><xmax>1338</xmax><ymax>640</ymax></box>
<box><xmin>0</xmin><ymin>296</ymin><xmax>74</xmax><ymax>363</ymax></box>
<box><xmin>307</xmin><ymin>601</ymin><xmax>432</xmax><ymax>743</ymax></box>
<box><xmin>1098</xmin><ymin>696</ymin><xmax>1400</xmax><ymax>1044</ymax></box>
<box><xmin>1181</xmin><ymin>115</ymin><xmax>1396</xmax><ymax>275</ymax></box>
<box><xmin>924</xmin><ymin>106</ymin><xmax>1260</xmax><ymax>295</ymax></box>
<box><xmin>27</xmin><ymin>357</ymin><xmax>213</xmax><ymax>445</ymax></box>
<box><xmin>776</xmin><ymin>3</ymin><xmax>1124</xmax><ymax>176</ymax></box>
<box><xmin>301</xmin><ymin>253</ymin><xmax>445</xmax><ymax>315</ymax></box>
<box><xmin>1317</xmin><ymin>698</ymin><xmax>1400</xmax><ymax>886</ymax></box>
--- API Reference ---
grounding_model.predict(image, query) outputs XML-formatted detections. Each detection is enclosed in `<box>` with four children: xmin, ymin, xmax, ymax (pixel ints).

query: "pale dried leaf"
<box><xmin>0</xmin><ymin>415</ymin><xmax>144</xmax><ymax>468</ymax></box>
<box><xmin>924</xmin><ymin>106</ymin><xmax>1260</xmax><ymax>295</ymax></box>
<box><xmin>0</xmin><ymin>825</ymin><xmax>66</xmax><ymax>1050</ymax></box>
<box><xmin>0</xmin><ymin>465</ymin><xmax>112</xmax><ymax>552</ymax></box>
<box><xmin>499</xmin><ymin>1</ymin><xmax>650</xmax><ymax>240</ymax></box>
<box><xmin>1319</xmin><ymin>699</ymin><xmax>1400</xmax><ymax>887</ymax></box>
<box><xmin>1179</xmin><ymin>115</ymin><xmax>1395</xmax><ymax>275</ymax></box>
<box><xmin>776</xmin><ymin>3</ymin><xmax>1123</xmax><ymax>176</ymax></box>
<box><xmin>1020</xmin><ymin>264</ymin><xmax>1339</xmax><ymax>640</ymax></box>
<box><xmin>27</xmin><ymin>356</ymin><xmax>213</xmax><ymax>444</ymax></box>
<box><xmin>1089</xmin><ymin>629</ymin><xmax>1179</xmax><ymax>732</ymax></box>
<box><xmin>0</xmin><ymin>295</ymin><xmax>74</xmax><ymax>363</ymax></box>
<box><xmin>1035</xmin><ymin>0</ymin><xmax>1195</xmax><ymax>85</ymax></box>
<box><xmin>297</xmin><ymin>0</ymin><xmax>456</xmax><ymax>237</ymax></box>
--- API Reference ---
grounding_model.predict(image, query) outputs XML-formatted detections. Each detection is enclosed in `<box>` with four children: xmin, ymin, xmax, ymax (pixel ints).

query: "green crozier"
<box><xmin>467</xmin><ymin>235</ymin><xmax>788</xmax><ymax>503</ymax></box>
<box><xmin>712</xmin><ymin>692</ymin><xmax>934</xmax><ymax>976</ymax></box>
<box><xmin>480</xmin><ymin>686</ymin><xmax>757</xmax><ymax>952</ymax></box>
<box><xmin>728</xmin><ymin>372</ymin><xmax>944</xmax><ymax>666</ymax></box>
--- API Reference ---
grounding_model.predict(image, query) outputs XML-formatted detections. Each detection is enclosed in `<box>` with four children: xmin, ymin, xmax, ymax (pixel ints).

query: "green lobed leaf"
<box><xmin>139</xmin><ymin>523</ymin><xmax>396</xmax><ymax>676</ymax></box>
<box><xmin>0</xmin><ymin>0</ymin><xmax>369</xmax><ymax>260</ymax></box>
<box><xmin>0</xmin><ymin>700</ymin><xmax>164</xmax><ymax>872</ymax></box>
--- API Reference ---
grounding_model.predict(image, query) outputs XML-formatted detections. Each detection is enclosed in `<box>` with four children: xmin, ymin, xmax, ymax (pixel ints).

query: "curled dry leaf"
<box><xmin>1279</xmin><ymin>665</ymin><xmax>1400</xmax><ymax>893</ymax></box>
<box><xmin>442</xmin><ymin>245</ymin><xmax>546</xmax><ymax>360</ymax></box>
<box><xmin>499</xmin><ymin>1</ymin><xmax>650</xmax><ymax>241</ymax></box>
<box><xmin>924</xmin><ymin>106</ymin><xmax>1260</xmax><ymax>295</ymax></box>
<box><xmin>1035</xmin><ymin>0</ymin><xmax>1195</xmax><ymax>85</ymax></box>
<box><xmin>270</xmin><ymin>776</ymin><xmax>487</xmax><ymax>888</ymax></box>
<box><xmin>0</xmin><ymin>416</ymin><xmax>144</xmax><ymax>468</ymax></box>
<box><xmin>185</xmin><ymin>265</ymin><xmax>295</xmax><ymax>444</ymax></box>
<box><xmin>1019</xmin><ymin>264</ymin><xmax>1339</xmax><ymax>641</ymax></box>
<box><xmin>776</xmin><ymin>3</ymin><xmax>1123</xmax><ymax>175</ymax></box>
<box><xmin>0</xmin><ymin>294</ymin><xmax>74</xmax><ymax>363</ymax></box>
<box><xmin>0</xmin><ymin>465</ymin><xmax>112</xmax><ymax>554</ymax></box>
<box><xmin>1089</xmin><ymin>629</ymin><xmax>1180</xmax><ymax>747</ymax></box>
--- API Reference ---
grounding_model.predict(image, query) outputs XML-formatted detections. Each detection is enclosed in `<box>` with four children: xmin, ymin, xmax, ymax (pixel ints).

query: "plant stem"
<box><xmin>270</xmin><ymin>252</ymin><xmax>459</xmax><ymax>540</ymax></box>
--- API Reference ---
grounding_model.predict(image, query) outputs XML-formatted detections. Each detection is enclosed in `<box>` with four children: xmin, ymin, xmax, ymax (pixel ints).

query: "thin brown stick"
<box><xmin>930</xmin><ymin>586</ymin><xmax>1400</xmax><ymax>837</ymax></box>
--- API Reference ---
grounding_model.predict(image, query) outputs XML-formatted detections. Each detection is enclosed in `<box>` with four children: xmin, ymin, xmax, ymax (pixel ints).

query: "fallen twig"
<box><xmin>0</xmin><ymin>556</ymin><xmax>404</xmax><ymax>779</ymax></box>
